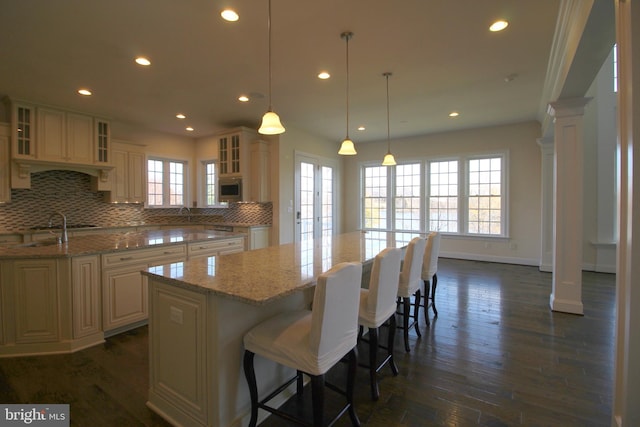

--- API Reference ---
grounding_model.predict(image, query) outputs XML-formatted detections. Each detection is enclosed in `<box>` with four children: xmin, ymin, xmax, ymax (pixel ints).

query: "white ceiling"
<box><xmin>0</xmin><ymin>0</ymin><xmax>561</xmax><ymax>144</ymax></box>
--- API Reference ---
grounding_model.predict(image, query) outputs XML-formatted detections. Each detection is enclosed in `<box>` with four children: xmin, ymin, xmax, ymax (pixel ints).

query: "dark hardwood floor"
<box><xmin>0</xmin><ymin>259</ymin><xmax>615</xmax><ymax>426</ymax></box>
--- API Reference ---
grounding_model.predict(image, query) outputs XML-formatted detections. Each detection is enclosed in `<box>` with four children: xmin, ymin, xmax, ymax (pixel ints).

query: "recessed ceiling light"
<box><xmin>449</xmin><ymin>111</ymin><xmax>460</xmax><ymax>117</ymax></box>
<box><xmin>357</xmin><ymin>126</ymin><xmax>366</xmax><ymax>131</ymax></box>
<box><xmin>221</xmin><ymin>9</ymin><xmax>239</xmax><ymax>22</ymax></box>
<box><xmin>135</xmin><ymin>56</ymin><xmax>151</xmax><ymax>66</ymax></box>
<box><xmin>238</xmin><ymin>95</ymin><xmax>249</xmax><ymax>102</ymax></box>
<box><xmin>78</xmin><ymin>89</ymin><xmax>92</xmax><ymax>96</ymax></box>
<box><xmin>186</xmin><ymin>126</ymin><xmax>194</xmax><ymax>132</ymax></box>
<box><xmin>318</xmin><ymin>71</ymin><xmax>330</xmax><ymax>80</ymax></box>
<box><xmin>489</xmin><ymin>20</ymin><xmax>509</xmax><ymax>32</ymax></box>
<box><xmin>176</xmin><ymin>113</ymin><xmax>186</xmax><ymax>119</ymax></box>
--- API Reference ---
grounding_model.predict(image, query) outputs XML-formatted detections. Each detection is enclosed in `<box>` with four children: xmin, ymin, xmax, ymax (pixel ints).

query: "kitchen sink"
<box><xmin>29</xmin><ymin>224</ymin><xmax>98</xmax><ymax>230</ymax></box>
<box><xmin>16</xmin><ymin>239</ymin><xmax>61</xmax><ymax>248</ymax></box>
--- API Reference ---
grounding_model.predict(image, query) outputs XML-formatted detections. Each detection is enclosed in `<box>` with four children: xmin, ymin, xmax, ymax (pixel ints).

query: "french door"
<box><xmin>294</xmin><ymin>153</ymin><xmax>336</xmax><ymax>242</ymax></box>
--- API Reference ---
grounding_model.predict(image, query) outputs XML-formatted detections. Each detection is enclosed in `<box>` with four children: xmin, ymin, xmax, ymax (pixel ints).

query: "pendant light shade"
<box><xmin>338</xmin><ymin>31</ymin><xmax>356</xmax><ymax>155</ymax></box>
<box><xmin>338</xmin><ymin>138</ymin><xmax>356</xmax><ymax>155</ymax></box>
<box><xmin>382</xmin><ymin>72</ymin><xmax>396</xmax><ymax>166</ymax></box>
<box><xmin>258</xmin><ymin>0</ymin><xmax>285</xmax><ymax>135</ymax></box>
<box><xmin>259</xmin><ymin>111</ymin><xmax>285</xmax><ymax>135</ymax></box>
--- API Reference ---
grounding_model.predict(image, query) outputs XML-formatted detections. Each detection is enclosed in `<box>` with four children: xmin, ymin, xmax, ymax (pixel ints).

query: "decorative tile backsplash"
<box><xmin>0</xmin><ymin>170</ymin><xmax>272</xmax><ymax>232</ymax></box>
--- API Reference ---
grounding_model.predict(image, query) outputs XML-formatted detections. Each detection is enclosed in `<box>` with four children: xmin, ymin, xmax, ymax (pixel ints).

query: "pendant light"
<box><xmin>258</xmin><ymin>0</ymin><xmax>285</xmax><ymax>135</ymax></box>
<box><xmin>381</xmin><ymin>72</ymin><xmax>397</xmax><ymax>166</ymax></box>
<box><xmin>338</xmin><ymin>31</ymin><xmax>356</xmax><ymax>155</ymax></box>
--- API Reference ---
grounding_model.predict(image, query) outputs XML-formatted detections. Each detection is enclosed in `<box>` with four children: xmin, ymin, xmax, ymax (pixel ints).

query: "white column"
<box><xmin>547</xmin><ymin>97</ymin><xmax>591</xmax><ymax>315</ymax></box>
<box><xmin>537</xmin><ymin>137</ymin><xmax>554</xmax><ymax>272</ymax></box>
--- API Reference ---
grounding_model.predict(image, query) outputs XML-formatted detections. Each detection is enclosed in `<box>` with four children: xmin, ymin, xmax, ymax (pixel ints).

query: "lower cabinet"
<box><xmin>13</xmin><ymin>259</ymin><xmax>59</xmax><ymax>344</ymax></box>
<box><xmin>0</xmin><ymin>257</ymin><xmax>104</xmax><ymax>356</ymax></box>
<box><xmin>102</xmin><ymin>262</ymin><xmax>150</xmax><ymax>333</ymax></box>
<box><xmin>101</xmin><ymin>245</ymin><xmax>187</xmax><ymax>335</ymax></box>
<box><xmin>71</xmin><ymin>255</ymin><xmax>101</xmax><ymax>339</ymax></box>
<box><xmin>232</xmin><ymin>226</ymin><xmax>270</xmax><ymax>250</ymax></box>
<box><xmin>187</xmin><ymin>236</ymin><xmax>244</xmax><ymax>259</ymax></box>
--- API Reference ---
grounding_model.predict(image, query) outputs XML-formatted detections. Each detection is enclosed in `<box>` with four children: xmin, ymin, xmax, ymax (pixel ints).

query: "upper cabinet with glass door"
<box><xmin>217</xmin><ymin>127</ymin><xmax>257</xmax><ymax>178</ymax></box>
<box><xmin>5</xmin><ymin>97</ymin><xmax>110</xmax><ymax>166</ymax></box>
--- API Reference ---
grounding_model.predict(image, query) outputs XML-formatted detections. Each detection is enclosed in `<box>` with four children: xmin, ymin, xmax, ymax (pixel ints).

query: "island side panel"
<box><xmin>147</xmin><ymin>276</ymin><xmax>312</xmax><ymax>427</ymax></box>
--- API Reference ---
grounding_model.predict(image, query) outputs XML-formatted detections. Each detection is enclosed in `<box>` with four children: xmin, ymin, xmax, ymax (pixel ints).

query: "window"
<box><xmin>467</xmin><ymin>157</ymin><xmax>503</xmax><ymax>235</ymax></box>
<box><xmin>428</xmin><ymin>155</ymin><xmax>505</xmax><ymax>235</ymax></box>
<box><xmin>362</xmin><ymin>163</ymin><xmax>421</xmax><ymax>231</ymax></box>
<box><xmin>147</xmin><ymin>158</ymin><xmax>187</xmax><ymax>207</ymax></box>
<box><xmin>394</xmin><ymin>163</ymin><xmax>421</xmax><ymax>231</ymax></box>
<box><xmin>428</xmin><ymin>160</ymin><xmax>458</xmax><ymax>232</ymax></box>
<box><xmin>204</xmin><ymin>161</ymin><xmax>217</xmax><ymax>206</ymax></box>
<box><xmin>363</xmin><ymin>166</ymin><xmax>388</xmax><ymax>229</ymax></box>
<box><xmin>362</xmin><ymin>153</ymin><xmax>507</xmax><ymax>237</ymax></box>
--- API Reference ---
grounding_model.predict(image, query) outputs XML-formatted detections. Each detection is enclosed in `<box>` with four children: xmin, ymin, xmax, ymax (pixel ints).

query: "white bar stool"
<box><xmin>396</xmin><ymin>236</ymin><xmax>427</xmax><ymax>352</ymax></box>
<box><xmin>243</xmin><ymin>261</ymin><xmax>363</xmax><ymax>427</ymax></box>
<box><xmin>422</xmin><ymin>231</ymin><xmax>441</xmax><ymax>327</ymax></box>
<box><xmin>358</xmin><ymin>247</ymin><xmax>402</xmax><ymax>401</ymax></box>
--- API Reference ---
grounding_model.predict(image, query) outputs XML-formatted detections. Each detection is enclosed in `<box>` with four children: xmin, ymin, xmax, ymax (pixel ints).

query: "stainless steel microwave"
<box><xmin>219</xmin><ymin>178</ymin><xmax>242</xmax><ymax>202</ymax></box>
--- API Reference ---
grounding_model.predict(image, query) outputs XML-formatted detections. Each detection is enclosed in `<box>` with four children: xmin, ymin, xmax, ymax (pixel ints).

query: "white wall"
<box><xmin>342</xmin><ymin>121</ymin><xmax>543</xmax><ymax>265</ymax></box>
<box><xmin>583</xmin><ymin>49</ymin><xmax>617</xmax><ymax>273</ymax></box>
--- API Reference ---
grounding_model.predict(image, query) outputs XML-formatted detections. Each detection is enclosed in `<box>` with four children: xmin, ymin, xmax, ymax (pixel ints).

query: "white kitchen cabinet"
<box><xmin>7</xmin><ymin>100</ymin><xmax>35</xmax><ymax>158</ymax></box>
<box><xmin>95</xmin><ymin>119</ymin><xmax>110</xmax><ymax>164</ymax></box>
<box><xmin>233</xmin><ymin>226</ymin><xmax>270</xmax><ymax>250</ymax></box>
<box><xmin>37</xmin><ymin>106</ymin><xmax>67</xmax><ymax>162</ymax></box>
<box><xmin>106</xmin><ymin>140</ymin><xmax>146</xmax><ymax>204</ymax></box>
<box><xmin>71</xmin><ymin>255</ymin><xmax>101</xmax><ymax>339</ymax></box>
<box><xmin>0</xmin><ymin>126</ymin><xmax>10</xmax><ymax>203</ymax></box>
<box><xmin>101</xmin><ymin>244</ymin><xmax>186</xmax><ymax>335</ymax></box>
<box><xmin>5</xmin><ymin>98</ymin><xmax>111</xmax><ymax>167</ymax></box>
<box><xmin>65</xmin><ymin>112</ymin><xmax>94</xmax><ymax>164</ymax></box>
<box><xmin>186</xmin><ymin>236</ymin><xmax>245</xmax><ymax>259</ymax></box>
<box><xmin>12</xmin><ymin>258</ymin><xmax>60</xmax><ymax>344</ymax></box>
<box><xmin>249</xmin><ymin>139</ymin><xmax>271</xmax><ymax>202</ymax></box>
<box><xmin>217</xmin><ymin>126</ymin><xmax>256</xmax><ymax>179</ymax></box>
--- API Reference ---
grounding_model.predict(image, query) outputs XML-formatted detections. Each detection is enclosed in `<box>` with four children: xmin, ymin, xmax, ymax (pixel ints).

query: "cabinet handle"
<box><xmin>119</xmin><ymin>256</ymin><xmax>133</xmax><ymax>261</ymax></box>
<box><xmin>163</xmin><ymin>251</ymin><xmax>176</xmax><ymax>255</ymax></box>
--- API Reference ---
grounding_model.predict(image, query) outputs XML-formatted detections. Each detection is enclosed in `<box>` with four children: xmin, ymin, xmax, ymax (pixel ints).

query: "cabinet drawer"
<box><xmin>187</xmin><ymin>238</ymin><xmax>244</xmax><ymax>258</ymax></box>
<box><xmin>102</xmin><ymin>244</ymin><xmax>186</xmax><ymax>268</ymax></box>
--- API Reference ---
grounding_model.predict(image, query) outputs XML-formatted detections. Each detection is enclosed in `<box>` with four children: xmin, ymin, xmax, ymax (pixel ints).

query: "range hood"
<box><xmin>11</xmin><ymin>158</ymin><xmax>113</xmax><ymax>190</ymax></box>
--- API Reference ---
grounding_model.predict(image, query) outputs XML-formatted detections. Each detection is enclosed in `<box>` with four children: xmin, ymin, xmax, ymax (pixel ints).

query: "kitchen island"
<box><xmin>0</xmin><ymin>228</ymin><xmax>245</xmax><ymax>357</ymax></box>
<box><xmin>142</xmin><ymin>231</ymin><xmax>416</xmax><ymax>427</ymax></box>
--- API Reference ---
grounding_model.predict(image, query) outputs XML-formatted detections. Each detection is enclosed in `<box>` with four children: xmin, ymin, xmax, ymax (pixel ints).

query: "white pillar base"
<box><xmin>549</xmin><ymin>293</ymin><xmax>584</xmax><ymax>315</ymax></box>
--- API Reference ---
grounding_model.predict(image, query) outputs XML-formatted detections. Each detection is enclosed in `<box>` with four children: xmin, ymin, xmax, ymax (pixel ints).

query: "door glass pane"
<box><xmin>300</xmin><ymin>162</ymin><xmax>314</xmax><ymax>242</ymax></box>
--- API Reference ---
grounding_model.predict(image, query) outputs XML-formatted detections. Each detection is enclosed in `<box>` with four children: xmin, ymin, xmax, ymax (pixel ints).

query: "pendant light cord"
<box><xmin>345</xmin><ymin>33</ymin><xmax>351</xmax><ymax>139</ymax></box>
<box><xmin>267</xmin><ymin>0</ymin><xmax>273</xmax><ymax>111</ymax></box>
<box><xmin>385</xmin><ymin>72</ymin><xmax>391</xmax><ymax>153</ymax></box>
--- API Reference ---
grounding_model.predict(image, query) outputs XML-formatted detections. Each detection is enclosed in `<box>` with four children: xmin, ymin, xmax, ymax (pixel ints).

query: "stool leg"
<box><xmin>387</xmin><ymin>314</ymin><xmax>399</xmax><ymax>376</ymax></box>
<box><xmin>243</xmin><ymin>350</ymin><xmax>259</xmax><ymax>427</ymax></box>
<box><xmin>423</xmin><ymin>279</ymin><xmax>431</xmax><ymax>327</ymax></box>
<box><xmin>368</xmin><ymin>327</ymin><xmax>380</xmax><ymax>401</ymax></box>
<box><xmin>431</xmin><ymin>273</ymin><xmax>438</xmax><ymax>317</ymax></box>
<box><xmin>310</xmin><ymin>374</ymin><xmax>325</xmax><ymax>427</ymax></box>
<box><xmin>403</xmin><ymin>297</ymin><xmax>411</xmax><ymax>352</ymax></box>
<box><xmin>413</xmin><ymin>289</ymin><xmax>422</xmax><ymax>338</ymax></box>
<box><xmin>346</xmin><ymin>348</ymin><xmax>361</xmax><ymax>426</ymax></box>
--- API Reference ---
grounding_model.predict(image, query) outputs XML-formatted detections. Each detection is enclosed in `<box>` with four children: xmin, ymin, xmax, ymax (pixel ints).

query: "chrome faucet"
<box><xmin>178</xmin><ymin>206</ymin><xmax>192</xmax><ymax>222</ymax></box>
<box><xmin>48</xmin><ymin>211</ymin><xmax>68</xmax><ymax>243</ymax></box>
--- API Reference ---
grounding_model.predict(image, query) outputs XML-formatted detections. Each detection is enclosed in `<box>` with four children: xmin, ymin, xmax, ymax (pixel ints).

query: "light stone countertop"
<box><xmin>142</xmin><ymin>230</ymin><xmax>419</xmax><ymax>306</ymax></box>
<box><xmin>0</xmin><ymin>228</ymin><xmax>243</xmax><ymax>259</ymax></box>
